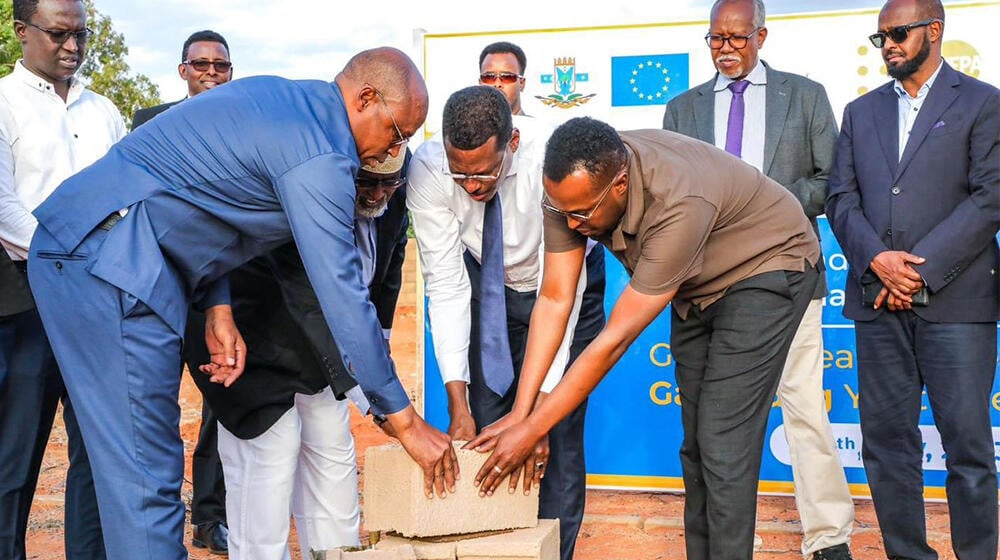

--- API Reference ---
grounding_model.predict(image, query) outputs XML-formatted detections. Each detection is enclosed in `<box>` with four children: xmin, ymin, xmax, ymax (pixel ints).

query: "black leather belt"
<box><xmin>98</xmin><ymin>212</ymin><xmax>124</xmax><ymax>231</ymax></box>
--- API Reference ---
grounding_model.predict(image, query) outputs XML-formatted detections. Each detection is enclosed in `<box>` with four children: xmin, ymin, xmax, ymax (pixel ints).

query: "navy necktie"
<box><xmin>479</xmin><ymin>195</ymin><xmax>514</xmax><ymax>396</ymax></box>
<box><xmin>724</xmin><ymin>79</ymin><xmax>750</xmax><ymax>157</ymax></box>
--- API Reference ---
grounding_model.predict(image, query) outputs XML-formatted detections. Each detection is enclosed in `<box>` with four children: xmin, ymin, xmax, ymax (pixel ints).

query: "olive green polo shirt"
<box><xmin>543</xmin><ymin>129</ymin><xmax>820</xmax><ymax>318</ymax></box>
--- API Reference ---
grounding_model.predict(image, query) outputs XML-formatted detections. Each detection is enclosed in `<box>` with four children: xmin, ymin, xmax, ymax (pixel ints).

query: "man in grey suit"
<box><xmin>663</xmin><ymin>1</ymin><xmax>854</xmax><ymax>559</ymax></box>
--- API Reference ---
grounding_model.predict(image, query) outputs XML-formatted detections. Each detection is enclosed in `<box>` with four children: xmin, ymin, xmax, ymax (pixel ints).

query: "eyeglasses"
<box><xmin>356</xmin><ymin>176</ymin><xmax>406</xmax><ymax>190</ymax></box>
<box><xmin>704</xmin><ymin>28</ymin><xmax>761</xmax><ymax>50</ymax></box>
<box><xmin>479</xmin><ymin>71</ymin><xmax>523</xmax><ymax>85</ymax></box>
<box><xmin>542</xmin><ymin>160</ymin><xmax>628</xmax><ymax>223</ymax></box>
<box><xmin>366</xmin><ymin>83</ymin><xmax>409</xmax><ymax>148</ymax></box>
<box><xmin>868</xmin><ymin>18</ymin><xmax>940</xmax><ymax>48</ymax></box>
<box><xmin>183</xmin><ymin>59</ymin><xmax>233</xmax><ymax>73</ymax></box>
<box><xmin>22</xmin><ymin>21</ymin><xmax>92</xmax><ymax>44</ymax></box>
<box><xmin>443</xmin><ymin>149</ymin><xmax>508</xmax><ymax>184</ymax></box>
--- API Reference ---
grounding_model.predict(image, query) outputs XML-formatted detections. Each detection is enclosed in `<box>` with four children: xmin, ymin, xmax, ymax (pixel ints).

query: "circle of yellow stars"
<box><xmin>630</xmin><ymin>59</ymin><xmax>671</xmax><ymax>101</ymax></box>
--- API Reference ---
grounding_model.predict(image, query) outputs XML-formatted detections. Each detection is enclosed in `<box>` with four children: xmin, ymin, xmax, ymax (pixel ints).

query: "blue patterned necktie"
<box><xmin>479</xmin><ymin>195</ymin><xmax>515</xmax><ymax>396</ymax></box>
<box><xmin>724</xmin><ymin>79</ymin><xmax>750</xmax><ymax>157</ymax></box>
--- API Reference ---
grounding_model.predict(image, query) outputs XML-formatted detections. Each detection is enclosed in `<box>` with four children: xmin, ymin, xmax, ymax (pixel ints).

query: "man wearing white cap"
<box><xmin>184</xmin><ymin>151</ymin><xmax>412</xmax><ymax>559</ymax></box>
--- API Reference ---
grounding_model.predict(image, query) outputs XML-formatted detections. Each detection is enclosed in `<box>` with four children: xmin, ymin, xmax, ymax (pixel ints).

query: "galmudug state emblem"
<box><xmin>537</xmin><ymin>57</ymin><xmax>597</xmax><ymax>109</ymax></box>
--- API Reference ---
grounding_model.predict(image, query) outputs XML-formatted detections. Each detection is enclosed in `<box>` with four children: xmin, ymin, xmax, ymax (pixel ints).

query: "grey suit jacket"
<box><xmin>662</xmin><ymin>61</ymin><xmax>838</xmax><ymax>297</ymax></box>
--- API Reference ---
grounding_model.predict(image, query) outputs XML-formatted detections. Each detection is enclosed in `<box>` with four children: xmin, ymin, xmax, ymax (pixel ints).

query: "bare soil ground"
<box><xmin>25</xmin><ymin>242</ymin><xmax>956</xmax><ymax>559</ymax></box>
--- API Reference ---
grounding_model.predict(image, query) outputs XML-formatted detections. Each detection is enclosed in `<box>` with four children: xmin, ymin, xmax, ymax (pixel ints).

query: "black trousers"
<box><xmin>182</xmin><ymin>347</ymin><xmax>227</xmax><ymax>527</ymax></box>
<box><xmin>467</xmin><ymin>248</ymin><xmax>606</xmax><ymax>560</ymax></box>
<box><xmin>856</xmin><ymin>314</ymin><xmax>998</xmax><ymax>560</ymax></box>
<box><xmin>671</xmin><ymin>267</ymin><xmax>817</xmax><ymax>560</ymax></box>
<box><xmin>0</xmin><ymin>305</ymin><xmax>104</xmax><ymax>559</ymax></box>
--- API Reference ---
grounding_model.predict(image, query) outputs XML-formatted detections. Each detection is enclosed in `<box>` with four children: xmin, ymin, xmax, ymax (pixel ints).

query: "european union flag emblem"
<box><xmin>611</xmin><ymin>53</ymin><xmax>689</xmax><ymax>107</ymax></box>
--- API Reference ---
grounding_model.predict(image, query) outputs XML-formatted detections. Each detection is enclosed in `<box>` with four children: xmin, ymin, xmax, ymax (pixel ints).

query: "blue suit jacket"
<box><xmin>31</xmin><ymin>76</ymin><xmax>410</xmax><ymax>415</ymax></box>
<box><xmin>826</xmin><ymin>62</ymin><xmax>999</xmax><ymax>322</ymax></box>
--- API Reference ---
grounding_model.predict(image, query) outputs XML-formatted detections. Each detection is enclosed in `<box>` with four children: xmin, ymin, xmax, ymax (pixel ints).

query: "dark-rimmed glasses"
<box><xmin>356</xmin><ymin>176</ymin><xmax>406</xmax><ymax>190</ymax></box>
<box><xmin>480</xmin><ymin>71</ymin><xmax>523</xmax><ymax>85</ymax></box>
<box><xmin>542</xmin><ymin>160</ymin><xmax>628</xmax><ymax>223</ymax></box>
<box><xmin>443</xmin><ymin>149</ymin><xmax>508</xmax><ymax>184</ymax></box>
<box><xmin>183</xmin><ymin>59</ymin><xmax>233</xmax><ymax>73</ymax></box>
<box><xmin>366</xmin><ymin>83</ymin><xmax>409</xmax><ymax>148</ymax></box>
<box><xmin>868</xmin><ymin>18</ymin><xmax>941</xmax><ymax>48</ymax></box>
<box><xmin>704</xmin><ymin>28</ymin><xmax>761</xmax><ymax>50</ymax></box>
<box><xmin>22</xmin><ymin>21</ymin><xmax>92</xmax><ymax>44</ymax></box>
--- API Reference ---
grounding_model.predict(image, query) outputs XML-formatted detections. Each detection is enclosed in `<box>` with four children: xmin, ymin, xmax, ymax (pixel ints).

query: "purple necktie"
<box><xmin>724</xmin><ymin>79</ymin><xmax>750</xmax><ymax>157</ymax></box>
<box><xmin>479</xmin><ymin>195</ymin><xmax>515</xmax><ymax>396</ymax></box>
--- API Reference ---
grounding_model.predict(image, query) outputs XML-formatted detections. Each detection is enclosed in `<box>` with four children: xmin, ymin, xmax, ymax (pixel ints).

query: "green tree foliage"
<box><xmin>0</xmin><ymin>0</ymin><xmax>160</xmax><ymax>121</ymax></box>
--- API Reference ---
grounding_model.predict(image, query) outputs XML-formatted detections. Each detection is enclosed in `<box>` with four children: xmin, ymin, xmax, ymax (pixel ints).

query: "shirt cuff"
<box><xmin>382</xmin><ymin>328</ymin><xmax>392</xmax><ymax>341</ymax></box>
<box><xmin>363</xmin><ymin>376</ymin><xmax>411</xmax><ymax>416</ymax></box>
<box><xmin>436</xmin><ymin>352</ymin><xmax>471</xmax><ymax>385</ymax></box>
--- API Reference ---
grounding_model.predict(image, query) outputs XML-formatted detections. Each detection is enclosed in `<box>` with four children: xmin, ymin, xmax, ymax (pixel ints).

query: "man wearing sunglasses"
<box><xmin>479</xmin><ymin>41</ymin><xmax>528</xmax><ymax>116</ymax></box>
<box><xmin>0</xmin><ymin>1</ymin><xmax>125</xmax><ymax>558</ymax></box>
<box><xmin>184</xmin><ymin>152</ymin><xmax>411</xmax><ymax>559</ymax></box>
<box><xmin>25</xmin><ymin>46</ymin><xmax>457</xmax><ymax>560</ymax></box>
<box><xmin>132</xmin><ymin>30</ymin><xmax>233</xmax><ymax>130</ymax></box>
<box><xmin>468</xmin><ymin>116</ymin><xmax>821</xmax><ymax>560</ymax></box>
<box><xmin>827</xmin><ymin>1</ymin><xmax>999</xmax><ymax>559</ymax></box>
<box><xmin>129</xmin><ymin>29</ymin><xmax>233</xmax><ymax>556</ymax></box>
<box><xmin>408</xmin><ymin>85</ymin><xmax>605</xmax><ymax>560</ymax></box>
<box><xmin>662</xmin><ymin>2</ymin><xmax>853</xmax><ymax>558</ymax></box>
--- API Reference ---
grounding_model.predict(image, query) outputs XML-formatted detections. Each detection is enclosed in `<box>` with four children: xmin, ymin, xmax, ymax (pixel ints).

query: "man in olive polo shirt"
<box><xmin>468</xmin><ymin>117</ymin><xmax>820</xmax><ymax>560</ymax></box>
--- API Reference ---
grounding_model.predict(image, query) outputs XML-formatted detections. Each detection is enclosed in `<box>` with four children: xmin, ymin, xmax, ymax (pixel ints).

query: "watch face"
<box><xmin>373</xmin><ymin>414</ymin><xmax>388</xmax><ymax>426</ymax></box>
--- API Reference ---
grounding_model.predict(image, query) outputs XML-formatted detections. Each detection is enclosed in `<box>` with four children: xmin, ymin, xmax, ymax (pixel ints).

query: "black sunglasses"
<box><xmin>22</xmin><ymin>21</ymin><xmax>92</xmax><ymax>44</ymax></box>
<box><xmin>184</xmin><ymin>59</ymin><xmax>233</xmax><ymax>73</ymax></box>
<box><xmin>868</xmin><ymin>18</ymin><xmax>940</xmax><ymax>48</ymax></box>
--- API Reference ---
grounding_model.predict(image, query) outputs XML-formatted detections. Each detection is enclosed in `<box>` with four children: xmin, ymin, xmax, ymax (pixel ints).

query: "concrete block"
<box><xmin>364</xmin><ymin>443</ymin><xmax>538</xmax><ymax>537</ymax></box>
<box><xmin>375</xmin><ymin>534</ymin><xmax>457</xmax><ymax>559</ymax></box>
<box><xmin>455</xmin><ymin>519</ymin><xmax>559</xmax><ymax>560</ymax></box>
<box><xmin>314</xmin><ymin>545</ymin><xmax>418</xmax><ymax>559</ymax></box>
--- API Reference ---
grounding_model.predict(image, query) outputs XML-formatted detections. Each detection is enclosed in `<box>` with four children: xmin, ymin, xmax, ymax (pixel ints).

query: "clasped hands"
<box><xmin>869</xmin><ymin>250</ymin><xmax>926</xmax><ymax>311</ymax></box>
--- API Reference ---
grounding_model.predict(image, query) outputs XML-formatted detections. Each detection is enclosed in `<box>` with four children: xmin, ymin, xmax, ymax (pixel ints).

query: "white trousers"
<box><xmin>218</xmin><ymin>388</ymin><xmax>361</xmax><ymax>560</ymax></box>
<box><xmin>776</xmin><ymin>299</ymin><xmax>855</xmax><ymax>556</ymax></box>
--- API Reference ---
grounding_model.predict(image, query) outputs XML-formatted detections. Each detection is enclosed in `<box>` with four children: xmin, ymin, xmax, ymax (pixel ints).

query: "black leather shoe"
<box><xmin>813</xmin><ymin>544</ymin><xmax>853</xmax><ymax>560</ymax></box>
<box><xmin>192</xmin><ymin>521</ymin><xmax>229</xmax><ymax>555</ymax></box>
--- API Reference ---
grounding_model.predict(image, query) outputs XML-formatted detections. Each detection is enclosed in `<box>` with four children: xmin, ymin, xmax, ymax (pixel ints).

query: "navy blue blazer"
<box><xmin>826</xmin><ymin>62</ymin><xmax>999</xmax><ymax>322</ymax></box>
<box><xmin>31</xmin><ymin>76</ymin><xmax>410</xmax><ymax>416</ymax></box>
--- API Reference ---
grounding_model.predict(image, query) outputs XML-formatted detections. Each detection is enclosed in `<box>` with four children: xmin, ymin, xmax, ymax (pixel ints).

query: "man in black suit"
<box><xmin>130</xmin><ymin>29</ymin><xmax>233</xmax><ymax>554</ymax></box>
<box><xmin>184</xmin><ymin>152</ymin><xmax>411</xmax><ymax>558</ymax></box>
<box><xmin>827</xmin><ymin>1</ymin><xmax>999</xmax><ymax>558</ymax></box>
<box><xmin>132</xmin><ymin>29</ymin><xmax>232</xmax><ymax>129</ymax></box>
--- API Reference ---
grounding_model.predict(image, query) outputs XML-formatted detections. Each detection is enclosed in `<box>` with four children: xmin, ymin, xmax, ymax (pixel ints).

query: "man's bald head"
<box><xmin>336</xmin><ymin>47</ymin><xmax>429</xmax><ymax>167</ymax></box>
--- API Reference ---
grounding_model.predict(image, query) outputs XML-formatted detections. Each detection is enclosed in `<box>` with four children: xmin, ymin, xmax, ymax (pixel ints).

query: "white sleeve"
<box><xmin>407</xmin><ymin>145</ymin><xmax>472</xmax><ymax>385</ymax></box>
<box><xmin>0</xmin><ymin>104</ymin><xmax>35</xmax><ymax>259</ymax></box>
<box><xmin>537</xmin><ymin>242</ymin><xmax>588</xmax><ymax>393</ymax></box>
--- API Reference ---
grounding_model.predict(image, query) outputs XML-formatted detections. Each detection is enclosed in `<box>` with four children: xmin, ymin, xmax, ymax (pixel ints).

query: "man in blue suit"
<box><xmin>826</xmin><ymin>1</ymin><xmax>999</xmax><ymax>558</ymax></box>
<box><xmin>26</xmin><ymin>47</ymin><xmax>458</xmax><ymax>560</ymax></box>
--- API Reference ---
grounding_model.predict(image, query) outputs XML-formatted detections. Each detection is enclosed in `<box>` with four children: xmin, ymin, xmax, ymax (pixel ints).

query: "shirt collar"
<box><xmin>13</xmin><ymin>59</ymin><xmax>84</xmax><ymax>103</ymax></box>
<box><xmin>713</xmin><ymin>58</ymin><xmax>767</xmax><ymax>92</ymax></box>
<box><xmin>893</xmin><ymin>59</ymin><xmax>943</xmax><ymax>100</ymax></box>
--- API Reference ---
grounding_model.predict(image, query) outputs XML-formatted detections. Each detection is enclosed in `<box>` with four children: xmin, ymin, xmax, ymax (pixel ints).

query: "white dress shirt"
<box><xmin>894</xmin><ymin>60</ymin><xmax>943</xmax><ymax>161</ymax></box>
<box><xmin>408</xmin><ymin>115</ymin><xmax>585</xmax><ymax>392</ymax></box>
<box><xmin>713</xmin><ymin>59</ymin><xmax>767</xmax><ymax>172</ymax></box>
<box><xmin>0</xmin><ymin>60</ymin><xmax>126</xmax><ymax>259</ymax></box>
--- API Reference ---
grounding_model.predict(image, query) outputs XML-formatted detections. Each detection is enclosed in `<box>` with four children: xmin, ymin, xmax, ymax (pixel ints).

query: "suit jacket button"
<box><xmin>887</xmin><ymin>229</ymin><xmax>893</xmax><ymax>236</ymax></box>
<box><xmin>891</xmin><ymin>187</ymin><xmax>901</xmax><ymax>195</ymax></box>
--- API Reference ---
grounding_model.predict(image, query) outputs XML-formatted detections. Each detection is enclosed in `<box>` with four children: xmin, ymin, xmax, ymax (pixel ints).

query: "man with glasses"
<box><xmin>827</xmin><ymin>1</ymin><xmax>999</xmax><ymax>558</ymax></box>
<box><xmin>130</xmin><ymin>29</ymin><xmax>233</xmax><ymax>555</ymax></box>
<box><xmin>26</xmin><ymin>46</ymin><xmax>457</xmax><ymax>560</ymax></box>
<box><xmin>132</xmin><ymin>30</ymin><xmax>233</xmax><ymax>129</ymax></box>
<box><xmin>408</xmin><ymin>85</ymin><xmax>605</xmax><ymax>560</ymax></box>
<box><xmin>0</xmin><ymin>1</ymin><xmax>124</xmax><ymax>558</ymax></box>
<box><xmin>662</xmin><ymin>2</ymin><xmax>854</xmax><ymax>558</ymax></box>
<box><xmin>184</xmin><ymin>152</ymin><xmax>412</xmax><ymax>559</ymax></box>
<box><xmin>468</xmin><ymin>116</ymin><xmax>821</xmax><ymax>560</ymax></box>
<box><xmin>479</xmin><ymin>41</ymin><xmax>528</xmax><ymax>116</ymax></box>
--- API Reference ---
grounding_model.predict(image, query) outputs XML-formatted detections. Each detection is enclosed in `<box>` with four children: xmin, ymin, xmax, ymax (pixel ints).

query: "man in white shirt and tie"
<box><xmin>407</xmin><ymin>85</ymin><xmax>605</xmax><ymax>560</ymax></box>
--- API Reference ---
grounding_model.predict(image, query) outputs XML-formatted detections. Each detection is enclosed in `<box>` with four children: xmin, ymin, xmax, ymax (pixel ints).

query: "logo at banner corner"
<box><xmin>537</xmin><ymin>57</ymin><xmax>597</xmax><ymax>109</ymax></box>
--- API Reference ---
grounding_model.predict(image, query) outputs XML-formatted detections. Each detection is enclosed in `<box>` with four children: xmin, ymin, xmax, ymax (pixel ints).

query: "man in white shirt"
<box><xmin>408</xmin><ymin>85</ymin><xmax>605</xmax><ymax>560</ymax></box>
<box><xmin>0</xmin><ymin>1</ymin><xmax>125</xmax><ymax>559</ymax></box>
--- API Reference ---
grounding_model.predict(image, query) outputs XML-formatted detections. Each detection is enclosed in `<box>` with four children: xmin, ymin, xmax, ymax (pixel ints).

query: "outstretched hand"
<box><xmin>473</xmin><ymin>419</ymin><xmax>543</xmax><ymax>497</ymax></box>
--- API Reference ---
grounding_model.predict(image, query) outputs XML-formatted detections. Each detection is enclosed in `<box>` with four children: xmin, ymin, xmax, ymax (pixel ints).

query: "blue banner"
<box><xmin>610</xmin><ymin>53</ymin><xmax>689</xmax><ymax>107</ymax></box>
<box><xmin>422</xmin><ymin>218</ymin><xmax>1000</xmax><ymax>498</ymax></box>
